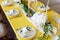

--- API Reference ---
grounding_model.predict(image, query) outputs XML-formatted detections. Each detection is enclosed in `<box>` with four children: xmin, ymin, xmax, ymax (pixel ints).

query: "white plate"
<box><xmin>2</xmin><ymin>0</ymin><xmax>12</xmax><ymax>6</ymax></box>
<box><xmin>37</xmin><ymin>5</ymin><xmax>50</xmax><ymax>11</ymax></box>
<box><xmin>13</xmin><ymin>0</ymin><xmax>21</xmax><ymax>3</ymax></box>
<box><xmin>6</xmin><ymin>9</ymin><xmax>19</xmax><ymax>16</ymax></box>
<box><xmin>18</xmin><ymin>26</ymin><xmax>36</xmax><ymax>38</ymax></box>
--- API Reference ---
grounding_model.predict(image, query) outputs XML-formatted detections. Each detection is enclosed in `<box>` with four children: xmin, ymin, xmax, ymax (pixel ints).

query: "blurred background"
<box><xmin>0</xmin><ymin>0</ymin><xmax>60</xmax><ymax>40</ymax></box>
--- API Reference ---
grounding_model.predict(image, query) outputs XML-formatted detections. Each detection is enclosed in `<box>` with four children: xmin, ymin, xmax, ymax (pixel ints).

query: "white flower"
<box><xmin>30</xmin><ymin>12</ymin><xmax>47</xmax><ymax>33</ymax></box>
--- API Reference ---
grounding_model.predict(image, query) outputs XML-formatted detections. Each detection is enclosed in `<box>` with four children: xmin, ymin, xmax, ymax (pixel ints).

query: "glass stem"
<box><xmin>36</xmin><ymin>0</ymin><xmax>37</xmax><ymax>7</ymax></box>
<box><xmin>28</xmin><ymin>0</ymin><xmax>30</xmax><ymax>13</ymax></box>
<box><xmin>46</xmin><ymin>0</ymin><xmax>49</xmax><ymax>14</ymax></box>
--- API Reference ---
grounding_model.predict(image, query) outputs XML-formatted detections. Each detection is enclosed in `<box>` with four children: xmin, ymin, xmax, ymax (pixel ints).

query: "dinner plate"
<box><xmin>2</xmin><ymin>0</ymin><xmax>12</xmax><ymax>6</ymax></box>
<box><xmin>13</xmin><ymin>0</ymin><xmax>20</xmax><ymax>3</ymax></box>
<box><xmin>18</xmin><ymin>26</ymin><xmax>36</xmax><ymax>38</ymax></box>
<box><xmin>6</xmin><ymin>9</ymin><xmax>19</xmax><ymax>16</ymax></box>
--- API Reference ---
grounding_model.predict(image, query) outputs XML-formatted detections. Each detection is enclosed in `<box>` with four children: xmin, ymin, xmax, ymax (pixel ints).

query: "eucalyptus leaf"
<box><xmin>23</xmin><ymin>4</ymin><xmax>28</xmax><ymax>13</ymax></box>
<box><xmin>20</xmin><ymin>30</ymin><xmax>23</xmax><ymax>33</ymax></box>
<box><xmin>26</xmin><ymin>27</ymin><xmax>31</xmax><ymax>31</ymax></box>
<box><xmin>19</xmin><ymin>0</ymin><xmax>35</xmax><ymax>16</ymax></box>
<box><xmin>21</xmin><ymin>0</ymin><xmax>24</xmax><ymax>4</ymax></box>
<box><xmin>44</xmin><ymin>22</ymin><xmax>53</xmax><ymax>36</ymax></box>
<box><xmin>38</xmin><ymin>34</ymin><xmax>49</xmax><ymax>40</ymax></box>
<box><xmin>23</xmin><ymin>4</ymin><xmax>35</xmax><ymax>16</ymax></box>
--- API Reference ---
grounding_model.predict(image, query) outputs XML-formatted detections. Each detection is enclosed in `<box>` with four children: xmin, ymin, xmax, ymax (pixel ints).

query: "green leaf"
<box><xmin>20</xmin><ymin>1</ymin><xmax>35</xmax><ymax>16</ymax></box>
<box><xmin>21</xmin><ymin>0</ymin><xmax>24</xmax><ymax>4</ymax></box>
<box><xmin>20</xmin><ymin>30</ymin><xmax>23</xmax><ymax>33</ymax></box>
<box><xmin>38</xmin><ymin>37</ymin><xmax>44</xmax><ymax>40</ymax></box>
<box><xmin>26</xmin><ymin>27</ymin><xmax>31</xmax><ymax>31</ymax></box>
<box><xmin>23</xmin><ymin>4</ymin><xmax>28</xmax><ymax>13</ymax></box>
<box><xmin>23</xmin><ymin>4</ymin><xmax>35</xmax><ymax>16</ymax></box>
<box><xmin>44</xmin><ymin>25</ymin><xmax>48</xmax><ymax>34</ymax></box>
<box><xmin>44</xmin><ymin>22</ymin><xmax>53</xmax><ymax>36</ymax></box>
<box><xmin>44</xmin><ymin>22</ymin><xmax>49</xmax><ymax>35</ymax></box>
<box><xmin>38</xmin><ymin>34</ymin><xmax>49</xmax><ymax>40</ymax></box>
<box><xmin>29</xmin><ymin>8</ymin><xmax>35</xmax><ymax>16</ymax></box>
